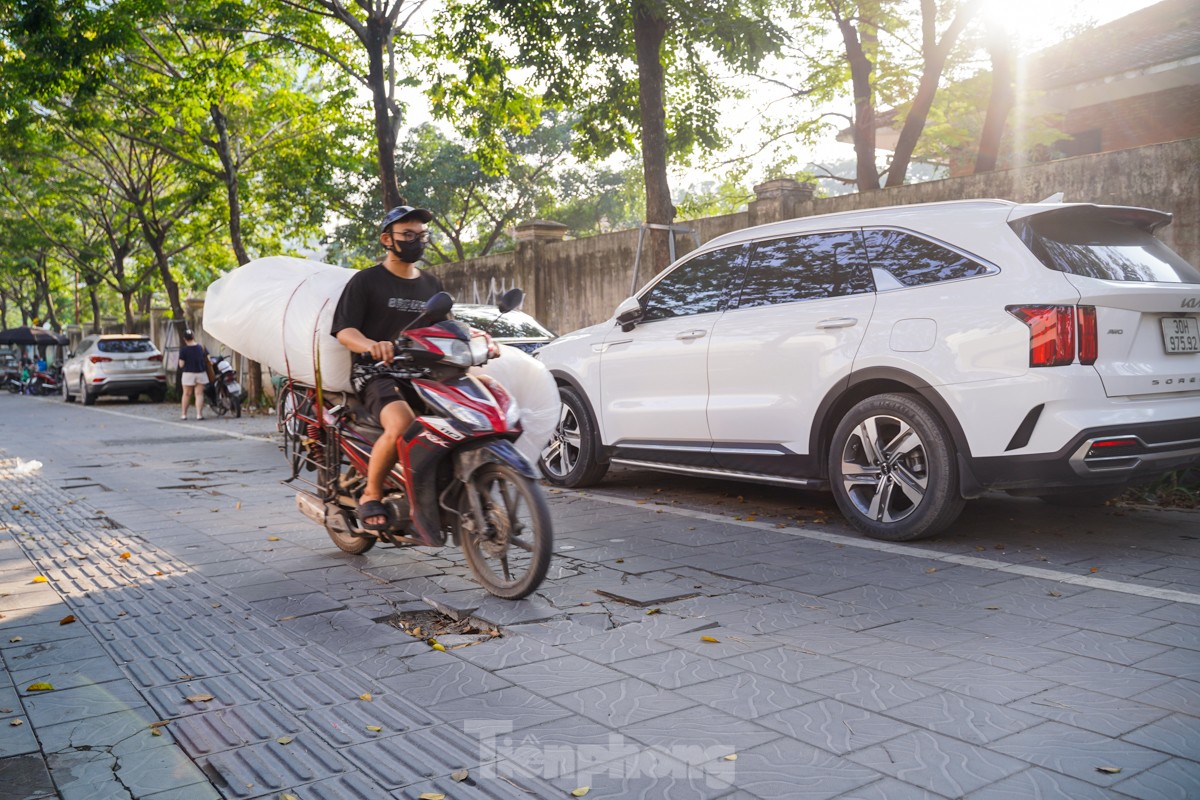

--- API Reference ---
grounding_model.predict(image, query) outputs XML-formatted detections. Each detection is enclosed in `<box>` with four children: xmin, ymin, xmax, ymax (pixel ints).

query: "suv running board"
<box><xmin>610</xmin><ymin>458</ymin><xmax>828</xmax><ymax>490</ymax></box>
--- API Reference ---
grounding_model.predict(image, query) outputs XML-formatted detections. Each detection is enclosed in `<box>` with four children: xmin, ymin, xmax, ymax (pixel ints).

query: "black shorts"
<box><xmin>360</xmin><ymin>376</ymin><xmax>420</xmax><ymax>421</ymax></box>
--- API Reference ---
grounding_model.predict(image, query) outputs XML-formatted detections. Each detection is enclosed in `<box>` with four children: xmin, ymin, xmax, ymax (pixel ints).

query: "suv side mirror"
<box><xmin>614</xmin><ymin>296</ymin><xmax>643</xmax><ymax>332</ymax></box>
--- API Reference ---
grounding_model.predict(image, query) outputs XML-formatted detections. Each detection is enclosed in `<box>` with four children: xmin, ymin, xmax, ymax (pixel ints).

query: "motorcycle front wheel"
<box><xmin>459</xmin><ymin>464</ymin><xmax>552</xmax><ymax>600</ymax></box>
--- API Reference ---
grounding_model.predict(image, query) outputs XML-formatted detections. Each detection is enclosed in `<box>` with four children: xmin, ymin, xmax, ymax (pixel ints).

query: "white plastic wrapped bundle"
<box><xmin>203</xmin><ymin>256</ymin><xmax>356</xmax><ymax>391</ymax></box>
<box><xmin>476</xmin><ymin>344</ymin><xmax>561</xmax><ymax>472</ymax></box>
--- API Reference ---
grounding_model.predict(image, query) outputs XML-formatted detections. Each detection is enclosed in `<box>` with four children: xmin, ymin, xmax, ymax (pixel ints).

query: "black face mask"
<box><xmin>388</xmin><ymin>238</ymin><xmax>426</xmax><ymax>264</ymax></box>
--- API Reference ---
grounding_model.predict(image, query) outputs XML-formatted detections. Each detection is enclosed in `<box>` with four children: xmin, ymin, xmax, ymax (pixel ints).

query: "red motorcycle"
<box><xmin>276</xmin><ymin>290</ymin><xmax>552</xmax><ymax>599</ymax></box>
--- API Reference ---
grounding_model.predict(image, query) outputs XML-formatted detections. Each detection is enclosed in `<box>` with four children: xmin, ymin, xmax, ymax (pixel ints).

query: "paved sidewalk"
<box><xmin>1</xmin><ymin>394</ymin><xmax>1198</xmax><ymax>799</ymax></box>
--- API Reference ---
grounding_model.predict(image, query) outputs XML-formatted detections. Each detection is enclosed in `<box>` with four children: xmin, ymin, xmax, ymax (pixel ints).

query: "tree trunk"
<box><xmin>885</xmin><ymin>0</ymin><xmax>978</xmax><ymax>187</ymax></box>
<box><xmin>210</xmin><ymin>103</ymin><xmax>250</xmax><ymax>266</ymax></box>
<box><xmin>837</xmin><ymin>10</ymin><xmax>880</xmax><ymax>191</ymax></box>
<box><xmin>975</xmin><ymin>23</ymin><xmax>1016</xmax><ymax>174</ymax></box>
<box><xmin>367</xmin><ymin>14</ymin><xmax>403</xmax><ymax>210</ymax></box>
<box><xmin>633</xmin><ymin>0</ymin><xmax>675</xmax><ymax>272</ymax></box>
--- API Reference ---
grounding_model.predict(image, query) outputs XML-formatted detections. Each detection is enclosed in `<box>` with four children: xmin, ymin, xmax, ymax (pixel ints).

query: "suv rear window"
<box><xmin>97</xmin><ymin>339</ymin><xmax>156</xmax><ymax>354</ymax></box>
<box><xmin>1016</xmin><ymin>210</ymin><xmax>1200</xmax><ymax>284</ymax></box>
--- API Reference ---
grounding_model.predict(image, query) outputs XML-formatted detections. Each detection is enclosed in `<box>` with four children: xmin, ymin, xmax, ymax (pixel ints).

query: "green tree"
<box><xmin>438</xmin><ymin>0</ymin><xmax>784</xmax><ymax>269</ymax></box>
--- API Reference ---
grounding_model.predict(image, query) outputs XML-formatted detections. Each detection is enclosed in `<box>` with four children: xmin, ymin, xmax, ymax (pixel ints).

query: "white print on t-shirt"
<box><xmin>387</xmin><ymin>297</ymin><xmax>427</xmax><ymax>312</ymax></box>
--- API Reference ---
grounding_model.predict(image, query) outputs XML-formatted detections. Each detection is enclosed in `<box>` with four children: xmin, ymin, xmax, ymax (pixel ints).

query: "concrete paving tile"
<box><xmin>615</xmin><ymin>649</ymin><xmax>741</xmax><ymax>689</ymax></box>
<box><xmin>837</xmin><ymin>642</ymin><xmax>967</xmax><ymax>679</ymax></box>
<box><xmin>1029</xmin><ymin>655</ymin><xmax>1176</xmax><ymax>699</ymax></box>
<box><xmin>394</xmin><ymin>765</ymin><xmax>566</xmax><ymax>800</ymax></box>
<box><xmin>1133</xmin><ymin>648</ymin><xmax>1200</xmax><ymax>682</ymax></box>
<box><xmin>847</xmin><ymin>729</ymin><xmax>1028</xmax><ymax>797</ymax></box>
<box><xmin>0</xmin><ymin>753</ymin><xmax>57</xmax><ymax>800</ymax></box>
<box><xmin>553</xmin><ymin>677</ymin><xmax>697</xmax><ymax>727</ymax></box>
<box><xmin>1129</xmin><ymin>678</ymin><xmax>1200</xmax><ymax>715</ymax></box>
<box><xmin>493</xmin><ymin>654</ymin><xmax>625</xmax><ymax>697</ymax></box>
<box><xmin>147</xmin><ymin>671</ymin><xmax>270</xmax><ymax>718</ymax></box>
<box><xmin>967</xmin><ymin>766</ymin><xmax>1115</xmax><ymax>799</ymax></box>
<box><xmin>828</xmin><ymin>776</ymin><xmax>947</xmax><ymax>799</ymax></box>
<box><xmin>1010</xmin><ymin>685</ymin><xmax>1173</xmax><ymax>738</ymax></box>
<box><xmin>1138</xmin><ymin>622</ymin><xmax>1200</xmax><ymax>651</ymax></box>
<box><xmin>378</xmin><ymin>658</ymin><xmax>511</xmax><ymax>704</ymax></box>
<box><xmin>503</xmin><ymin>616</ymin><xmax>613</xmax><ymax>645</ymax></box>
<box><xmin>1048</xmin><ymin>607</ymin><xmax>1171</xmax><ymax>639</ymax></box>
<box><xmin>951</xmin><ymin>612</ymin><xmax>1080</xmax><ymax>645</ymax></box>
<box><xmin>0</xmin><ymin>712</ymin><xmax>39</xmax><ymax>757</ymax></box>
<box><xmin>718</xmin><ymin>646</ymin><xmax>848</xmax><ymax>685</ymax></box>
<box><xmin>758</xmin><ymin>699</ymin><xmax>913</xmax><ymax>755</ymax></box>
<box><xmin>452</xmin><ymin>634</ymin><xmax>567</xmax><ymax>670</ymax></box>
<box><xmin>990</xmin><ymin>721</ymin><xmax>1171</xmax><ymax>786</ymax></box>
<box><xmin>887</xmin><ymin>691</ymin><xmax>1045</xmax><ymax>745</ymax></box>
<box><xmin>949</xmin><ymin>638</ymin><xmax>1070</xmax><ymax>672</ymax></box>
<box><xmin>430</xmin><ymin>685</ymin><xmax>572</xmax><ymax>730</ymax></box>
<box><xmin>560</xmin><ymin>623</ymin><xmax>677</xmax><ymax>665</ymax></box>
<box><xmin>122</xmin><ymin>649</ymin><xmax>237</xmax><ymax>689</ymax></box>
<box><xmin>1111</xmin><ymin>757</ymin><xmax>1200</xmax><ymax>800</ymax></box>
<box><xmin>622</xmin><ymin>706</ymin><xmax>779</xmax><ymax>764</ymax></box>
<box><xmin>302</xmin><ymin>692</ymin><xmax>440</xmax><ymax>748</ymax></box>
<box><xmin>169</xmin><ymin>701</ymin><xmax>306</xmax><ymax>757</ymax></box>
<box><xmin>343</xmin><ymin>722</ymin><xmax>491</xmax><ymax>790</ymax></box>
<box><xmin>20</xmin><ymin>679</ymin><xmax>149</xmax><ymax>727</ymax></box>
<box><xmin>677</xmin><ymin>672</ymin><xmax>818</xmax><ymax>719</ymax></box>
<box><xmin>200</xmin><ymin>732</ymin><xmax>354</xmax><ymax>798</ymax></box>
<box><xmin>772</xmin><ymin>572</ymin><xmax>870</xmax><ymax>597</ymax></box>
<box><xmin>140</xmin><ymin>782</ymin><xmax>222</xmax><ymax>800</ymax></box>
<box><xmin>917</xmin><ymin>661</ymin><xmax>1059</xmax><ymax>705</ymax></box>
<box><xmin>661</xmin><ymin>628</ymin><xmax>782</xmax><ymax>660</ymax></box>
<box><xmin>767</xmin><ymin>624</ymin><xmax>886</xmax><ymax>656</ymax></box>
<box><xmin>47</xmin><ymin>749</ymin><xmax>131</xmax><ymax>800</ymax></box>
<box><xmin>249</xmin><ymin>590</ymin><xmax>346</xmax><ymax>621</ymax></box>
<box><xmin>802</xmin><ymin>666</ymin><xmax>941</xmax><ymax>712</ymax></box>
<box><xmin>261</xmin><ymin>667</ymin><xmax>384</xmax><ymax>714</ymax></box>
<box><xmin>713</xmin><ymin>736</ymin><xmax>881</xmax><ymax>799</ymax></box>
<box><xmin>1122</xmin><ymin>713</ymin><xmax>1200</xmax><ymax>761</ymax></box>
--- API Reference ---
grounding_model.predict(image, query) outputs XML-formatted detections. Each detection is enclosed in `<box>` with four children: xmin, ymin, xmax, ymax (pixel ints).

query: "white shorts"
<box><xmin>181</xmin><ymin>372</ymin><xmax>209</xmax><ymax>387</ymax></box>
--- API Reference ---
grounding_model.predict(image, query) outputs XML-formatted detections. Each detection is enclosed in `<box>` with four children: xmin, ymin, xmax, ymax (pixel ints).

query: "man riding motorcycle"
<box><xmin>330</xmin><ymin>205</ymin><xmax>441</xmax><ymax>530</ymax></box>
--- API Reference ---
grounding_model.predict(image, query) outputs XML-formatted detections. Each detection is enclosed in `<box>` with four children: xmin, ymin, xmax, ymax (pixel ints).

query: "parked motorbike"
<box><xmin>2</xmin><ymin>368</ymin><xmax>21</xmax><ymax>393</ymax></box>
<box><xmin>204</xmin><ymin>353</ymin><xmax>243</xmax><ymax>418</ymax></box>
<box><xmin>24</xmin><ymin>367</ymin><xmax>59</xmax><ymax>396</ymax></box>
<box><xmin>275</xmin><ymin>289</ymin><xmax>552</xmax><ymax>599</ymax></box>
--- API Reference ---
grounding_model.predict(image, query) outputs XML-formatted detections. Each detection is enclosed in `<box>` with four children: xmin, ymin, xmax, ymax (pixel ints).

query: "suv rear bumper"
<box><xmin>90</xmin><ymin>376</ymin><xmax>167</xmax><ymax>396</ymax></box>
<box><xmin>965</xmin><ymin>417</ymin><xmax>1200</xmax><ymax>493</ymax></box>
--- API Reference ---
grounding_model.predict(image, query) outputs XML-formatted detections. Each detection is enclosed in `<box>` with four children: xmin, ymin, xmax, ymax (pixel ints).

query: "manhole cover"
<box><xmin>379</xmin><ymin>609</ymin><xmax>501</xmax><ymax>650</ymax></box>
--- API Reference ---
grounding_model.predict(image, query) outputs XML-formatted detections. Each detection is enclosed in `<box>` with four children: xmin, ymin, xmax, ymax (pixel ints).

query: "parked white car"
<box><xmin>535</xmin><ymin>199</ymin><xmax>1200</xmax><ymax>541</ymax></box>
<box><xmin>62</xmin><ymin>334</ymin><xmax>167</xmax><ymax>405</ymax></box>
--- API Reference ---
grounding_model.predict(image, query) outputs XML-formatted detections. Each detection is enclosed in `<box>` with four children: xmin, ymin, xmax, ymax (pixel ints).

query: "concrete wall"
<box><xmin>436</xmin><ymin>137</ymin><xmax>1200</xmax><ymax>336</ymax></box>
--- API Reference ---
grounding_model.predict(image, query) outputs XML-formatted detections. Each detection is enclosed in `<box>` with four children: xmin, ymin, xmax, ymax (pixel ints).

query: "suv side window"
<box><xmin>738</xmin><ymin>230</ymin><xmax>872</xmax><ymax>308</ymax></box>
<box><xmin>640</xmin><ymin>245</ymin><xmax>747</xmax><ymax>321</ymax></box>
<box><xmin>863</xmin><ymin>228</ymin><xmax>994</xmax><ymax>287</ymax></box>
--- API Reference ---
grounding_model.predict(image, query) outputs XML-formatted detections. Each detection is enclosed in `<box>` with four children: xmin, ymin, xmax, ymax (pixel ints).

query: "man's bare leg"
<box><xmin>361</xmin><ymin>400</ymin><xmax>414</xmax><ymax>527</ymax></box>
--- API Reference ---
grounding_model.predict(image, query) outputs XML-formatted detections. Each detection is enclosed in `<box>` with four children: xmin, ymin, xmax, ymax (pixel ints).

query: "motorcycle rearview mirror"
<box><xmin>401</xmin><ymin>291</ymin><xmax>455</xmax><ymax>333</ymax></box>
<box><xmin>496</xmin><ymin>288</ymin><xmax>525</xmax><ymax>314</ymax></box>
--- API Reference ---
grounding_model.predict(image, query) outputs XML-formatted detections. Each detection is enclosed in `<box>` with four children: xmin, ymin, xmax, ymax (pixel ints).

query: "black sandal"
<box><xmin>357</xmin><ymin>499</ymin><xmax>391</xmax><ymax>531</ymax></box>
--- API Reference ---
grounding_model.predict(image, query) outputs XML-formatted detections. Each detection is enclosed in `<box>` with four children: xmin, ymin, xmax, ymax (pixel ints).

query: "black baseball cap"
<box><xmin>380</xmin><ymin>205</ymin><xmax>433</xmax><ymax>231</ymax></box>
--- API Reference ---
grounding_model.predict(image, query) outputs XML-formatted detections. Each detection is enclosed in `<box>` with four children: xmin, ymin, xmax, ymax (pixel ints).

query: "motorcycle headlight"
<box><xmin>438</xmin><ymin>339</ymin><xmax>473</xmax><ymax>367</ymax></box>
<box><xmin>470</xmin><ymin>336</ymin><xmax>490</xmax><ymax>365</ymax></box>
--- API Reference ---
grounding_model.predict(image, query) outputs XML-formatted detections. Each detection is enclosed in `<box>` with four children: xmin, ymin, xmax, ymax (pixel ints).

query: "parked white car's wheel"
<box><xmin>62</xmin><ymin>376</ymin><xmax>74</xmax><ymax>403</ymax></box>
<box><xmin>829</xmin><ymin>393</ymin><xmax>965</xmax><ymax>541</ymax></box>
<box><xmin>539</xmin><ymin>386</ymin><xmax>609</xmax><ymax>488</ymax></box>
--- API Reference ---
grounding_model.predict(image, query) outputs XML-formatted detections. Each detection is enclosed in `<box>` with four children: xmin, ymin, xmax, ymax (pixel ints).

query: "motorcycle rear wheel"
<box><xmin>322</xmin><ymin>442</ymin><xmax>376</xmax><ymax>555</ymax></box>
<box><xmin>459</xmin><ymin>464</ymin><xmax>552</xmax><ymax>600</ymax></box>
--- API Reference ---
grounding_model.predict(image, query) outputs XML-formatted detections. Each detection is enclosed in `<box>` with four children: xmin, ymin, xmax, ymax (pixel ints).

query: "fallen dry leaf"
<box><xmin>430</xmin><ymin>642</ymin><xmax>446</xmax><ymax>652</ymax></box>
<box><xmin>150</xmin><ymin>728</ymin><xmax>162</xmax><ymax>736</ymax></box>
<box><xmin>1090</xmin><ymin>567</ymin><xmax>1100</xmax><ymax>574</ymax></box>
<box><xmin>9</xmin><ymin>636</ymin><xmax>21</xmax><ymax>643</ymax></box>
<box><xmin>925</xmin><ymin>567</ymin><xmax>937</xmax><ymax>574</ymax></box>
<box><xmin>281</xmin><ymin>795</ymin><xmax>299</xmax><ymax>800</ymax></box>
<box><xmin>700</xmin><ymin>635</ymin><xmax>721</xmax><ymax>643</ymax></box>
<box><xmin>451</xmin><ymin>769</ymin><xmax>469</xmax><ymax>781</ymax></box>
<box><xmin>235</xmin><ymin>501</ymin><xmax>242</xmax><ymax>510</ymax></box>
<box><xmin>571</xmin><ymin>788</ymin><xmax>590</xmax><ymax>797</ymax></box>
<box><xmin>645</xmin><ymin>608</ymin><xmax>661</xmax><ymax>615</ymax></box>
<box><xmin>59</xmin><ymin>615</ymin><xmax>76</xmax><ymax>625</ymax></box>
<box><xmin>1048</xmin><ymin>591</ymin><xmax>1062</xmax><ymax>598</ymax></box>
<box><xmin>185</xmin><ymin>694</ymin><xmax>214</xmax><ymax>703</ymax></box>
<box><xmin>10</xmin><ymin>720</ymin><xmax>23</xmax><ymax>726</ymax></box>
<box><xmin>31</xmin><ymin>576</ymin><xmax>47</xmax><ymax>584</ymax></box>
<box><xmin>267</xmin><ymin>536</ymin><xmax>281</xmax><ymax>542</ymax></box>
<box><xmin>277</xmin><ymin>736</ymin><xmax>294</xmax><ymax>745</ymax></box>
<box><xmin>25</xmin><ymin>683</ymin><xmax>54</xmax><ymax>692</ymax></box>
<box><xmin>118</xmin><ymin>553</ymin><xmax>131</xmax><ymax>559</ymax></box>
<box><xmin>418</xmin><ymin>794</ymin><xmax>446</xmax><ymax>800</ymax></box>
<box><xmin>1096</xmin><ymin>766</ymin><xmax>1122</xmax><ymax>775</ymax></box>
<box><xmin>366</xmin><ymin>725</ymin><xmax>383</xmax><ymax>733</ymax></box>
<box><xmin>723</xmin><ymin>753</ymin><xmax>738</xmax><ymax>761</ymax></box>
<box><xmin>358</xmin><ymin>692</ymin><xmax>373</xmax><ymax>702</ymax></box>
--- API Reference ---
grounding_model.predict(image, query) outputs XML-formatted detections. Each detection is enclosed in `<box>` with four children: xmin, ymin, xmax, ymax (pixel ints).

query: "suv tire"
<box><xmin>539</xmin><ymin>385</ymin><xmax>609</xmax><ymax>488</ymax></box>
<box><xmin>62</xmin><ymin>378</ymin><xmax>74</xmax><ymax>403</ymax></box>
<box><xmin>829</xmin><ymin>393</ymin><xmax>965</xmax><ymax>541</ymax></box>
<box><xmin>82</xmin><ymin>379</ymin><xmax>97</xmax><ymax>407</ymax></box>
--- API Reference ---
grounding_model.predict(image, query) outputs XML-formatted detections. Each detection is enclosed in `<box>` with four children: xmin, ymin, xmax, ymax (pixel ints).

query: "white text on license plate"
<box><xmin>1161</xmin><ymin>317</ymin><xmax>1200</xmax><ymax>354</ymax></box>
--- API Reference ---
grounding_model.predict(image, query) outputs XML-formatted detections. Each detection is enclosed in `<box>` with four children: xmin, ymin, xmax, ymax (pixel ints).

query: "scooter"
<box><xmin>276</xmin><ymin>290</ymin><xmax>552</xmax><ymax>599</ymax></box>
<box><xmin>204</xmin><ymin>353</ymin><xmax>244</xmax><ymax>417</ymax></box>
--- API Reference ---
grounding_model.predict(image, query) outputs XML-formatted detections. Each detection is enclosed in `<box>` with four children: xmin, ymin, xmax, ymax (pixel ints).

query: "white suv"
<box><xmin>62</xmin><ymin>334</ymin><xmax>168</xmax><ymax>405</ymax></box>
<box><xmin>535</xmin><ymin>199</ymin><xmax>1200</xmax><ymax>541</ymax></box>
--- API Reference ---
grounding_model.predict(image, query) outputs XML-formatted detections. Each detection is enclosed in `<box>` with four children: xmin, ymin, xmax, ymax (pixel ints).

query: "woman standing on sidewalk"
<box><xmin>177</xmin><ymin>330</ymin><xmax>209</xmax><ymax>420</ymax></box>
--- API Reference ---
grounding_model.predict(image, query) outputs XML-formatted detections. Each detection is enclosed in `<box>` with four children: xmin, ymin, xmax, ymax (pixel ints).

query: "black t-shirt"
<box><xmin>330</xmin><ymin>263</ymin><xmax>444</xmax><ymax>357</ymax></box>
<box><xmin>179</xmin><ymin>343</ymin><xmax>208</xmax><ymax>373</ymax></box>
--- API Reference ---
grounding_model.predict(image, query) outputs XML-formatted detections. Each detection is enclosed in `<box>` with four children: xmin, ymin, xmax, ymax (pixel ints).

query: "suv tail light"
<box><xmin>89</xmin><ymin>355</ymin><xmax>113</xmax><ymax>364</ymax></box>
<box><xmin>1006</xmin><ymin>305</ymin><xmax>1098</xmax><ymax>367</ymax></box>
<box><xmin>148</xmin><ymin>354</ymin><xmax>163</xmax><ymax>362</ymax></box>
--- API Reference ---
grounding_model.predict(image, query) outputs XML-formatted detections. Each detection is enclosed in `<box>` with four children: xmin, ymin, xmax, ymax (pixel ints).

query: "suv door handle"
<box><xmin>817</xmin><ymin>317</ymin><xmax>858</xmax><ymax>329</ymax></box>
<box><xmin>676</xmin><ymin>330</ymin><xmax>708</xmax><ymax>341</ymax></box>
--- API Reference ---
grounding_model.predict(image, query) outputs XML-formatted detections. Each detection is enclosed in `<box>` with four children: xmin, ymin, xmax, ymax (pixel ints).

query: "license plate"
<box><xmin>1161</xmin><ymin>317</ymin><xmax>1200</xmax><ymax>354</ymax></box>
